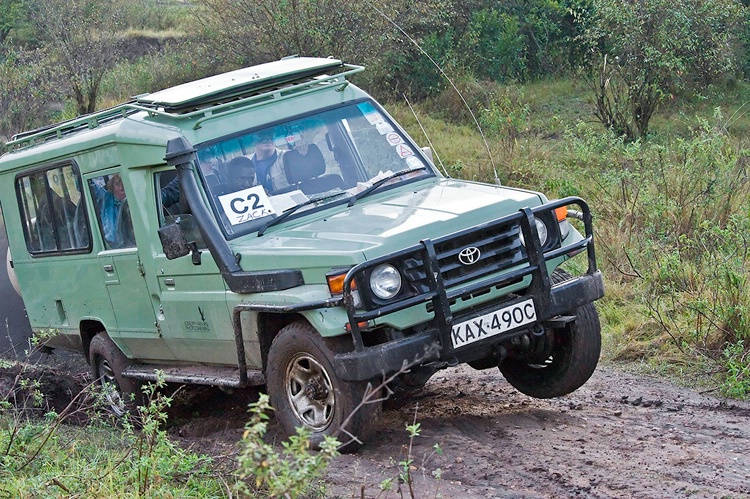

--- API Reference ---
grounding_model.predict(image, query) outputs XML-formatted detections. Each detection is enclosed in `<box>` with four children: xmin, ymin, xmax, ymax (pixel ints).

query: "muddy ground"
<box><xmin>3</xmin><ymin>353</ymin><xmax>750</xmax><ymax>499</ymax></box>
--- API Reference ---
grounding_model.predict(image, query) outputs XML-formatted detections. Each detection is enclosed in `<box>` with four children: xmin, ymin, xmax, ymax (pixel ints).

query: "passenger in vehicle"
<box><xmin>197</xmin><ymin>147</ymin><xmax>225</xmax><ymax>190</ymax></box>
<box><xmin>250</xmin><ymin>131</ymin><xmax>286</xmax><ymax>191</ymax></box>
<box><xmin>33</xmin><ymin>185</ymin><xmax>77</xmax><ymax>251</ymax></box>
<box><xmin>91</xmin><ymin>173</ymin><xmax>134</xmax><ymax>249</ymax></box>
<box><xmin>224</xmin><ymin>156</ymin><xmax>257</xmax><ymax>192</ymax></box>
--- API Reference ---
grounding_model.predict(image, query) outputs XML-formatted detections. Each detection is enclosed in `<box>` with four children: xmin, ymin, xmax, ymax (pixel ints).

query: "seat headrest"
<box><xmin>284</xmin><ymin>144</ymin><xmax>326</xmax><ymax>184</ymax></box>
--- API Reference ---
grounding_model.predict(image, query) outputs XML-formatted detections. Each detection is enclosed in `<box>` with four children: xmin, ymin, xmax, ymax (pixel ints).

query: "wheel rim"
<box><xmin>284</xmin><ymin>352</ymin><xmax>335</xmax><ymax>431</ymax></box>
<box><xmin>97</xmin><ymin>357</ymin><xmax>127</xmax><ymax>417</ymax></box>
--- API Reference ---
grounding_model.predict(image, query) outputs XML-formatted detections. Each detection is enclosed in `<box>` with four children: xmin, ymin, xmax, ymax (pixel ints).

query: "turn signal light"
<box><xmin>555</xmin><ymin>206</ymin><xmax>568</xmax><ymax>222</ymax></box>
<box><xmin>327</xmin><ymin>273</ymin><xmax>357</xmax><ymax>295</ymax></box>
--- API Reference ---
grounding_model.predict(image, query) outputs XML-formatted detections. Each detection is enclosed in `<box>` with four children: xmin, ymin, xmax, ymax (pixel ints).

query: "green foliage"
<box><xmin>235</xmin><ymin>393</ymin><xmax>340</xmax><ymax>498</ymax></box>
<box><xmin>579</xmin><ymin>0</ymin><xmax>747</xmax><ymax>140</ymax></box>
<box><xmin>466</xmin><ymin>9</ymin><xmax>527</xmax><ymax>82</ymax></box>
<box><xmin>0</xmin><ymin>0</ymin><xmax>25</xmax><ymax>46</ymax></box>
<box><xmin>645</xmin><ymin>216</ymin><xmax>750</xmax><ymax>353</ymax></box>
<box><xmin>388</xmin><ymin>28</ymin><xmax>460</xmax><ymax>99</ymax></box>
<box><xmin>1</xmin><ymin>373</ymin><xmax>225</xmax><ymax>497</ymax></box>
<box><xmin>722</xmin><ymin>340</ymin><xmax>750</xmax><ymax>398</ymax></box>
<box><xmin>26</xmin><ymin>0</ymin><xmax>127</xmax><ymax>115</ymax></box>
<box><xmin>119</xmin><ymin>0</ymin><xmax>196</xmax><ymax>33</ymax></box>
<box><xmin>479</xmin><ymin>88</ymin><xmax>531</xmax><ymax>157</ymax></box>
<box><xmin>555</xmin><ymin>105</ymin><xmax>750</xmax><ymax>392</ymax></box>
<box><xmin>377</xmin><ymin>408</ymin><xmax>443</xmax><ymax>498</ymax></box>
<box><xmin>100</xmin><ymin>38</ymin><xmax>219</xmax><ymax>106</ymax></box>
<box><xmin>197</xmin><ymin>0</ymin><xmax>398</xmax><ymax>67</ymax></box>
<box><xmin>0</xmin><ymin>47</ymin><xmax>63</xmax><ymax>142</ymax></box>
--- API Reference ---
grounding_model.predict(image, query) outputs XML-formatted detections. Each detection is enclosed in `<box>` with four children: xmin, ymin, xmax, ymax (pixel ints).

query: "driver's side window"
<box><xmin>155</xmin><ymin>170</ymin><xmax>206</xmax><ymax>249</ymax></box>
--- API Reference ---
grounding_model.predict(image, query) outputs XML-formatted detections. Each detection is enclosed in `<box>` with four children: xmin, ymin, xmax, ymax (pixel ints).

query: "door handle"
<box><xmin>103</xmin><ymin>264</ymin><xmax>114</xmax><ymax>272</ymax></box>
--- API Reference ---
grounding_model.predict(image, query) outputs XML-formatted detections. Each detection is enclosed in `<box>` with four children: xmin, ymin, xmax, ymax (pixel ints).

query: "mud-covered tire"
<box><xmin>266</xmin><ymin>321</ymin><xmax>381</xmax><ymax>452</ymax></box>
<box><xmin>89</xmin><ymin>332</ymin><xmax>143</xmax><ymax>417</ymax></box>
<box><xmin>499</xmin><ymin>269</ymin><xmax>601</xmax><ymax>399</ymax></box>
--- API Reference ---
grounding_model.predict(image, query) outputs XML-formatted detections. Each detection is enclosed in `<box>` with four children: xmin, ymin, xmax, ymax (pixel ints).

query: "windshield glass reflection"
<box><xmin>195</xmin><ymin>100</ymin><xmax>433</xmax><ymax>238</ymax></box>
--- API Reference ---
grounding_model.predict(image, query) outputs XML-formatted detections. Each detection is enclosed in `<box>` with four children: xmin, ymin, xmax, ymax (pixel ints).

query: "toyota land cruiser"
<box><xmin>0</xmin><ymin>56</ymin><xmax>604</xmax><ymax>450</ymax></box>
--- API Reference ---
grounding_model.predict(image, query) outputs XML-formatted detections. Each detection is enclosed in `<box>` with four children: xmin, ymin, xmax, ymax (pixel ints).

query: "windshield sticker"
<box><xmin>357</xmin><ymin>101</ymin><xmax>377</xmax><ymax>114</ymax></box>
<box><xmin>363</xmin><ymin>111</ymin><xmax>384</xmax><ymax>125</ymax></box>
<box><xmin>406</xmin><ymin>156</ymin><xmax>423</xmax><ymax>169</ymax></box>
<box><xmin>219</xmin><ymin>185</ymin><xmax>276</xmax><ymax>225</ymax></box>
<box><xmin>386</xmin><ymin>132</ymin><xmax>404</xmax><ymax>146</ymax></box>
<box><xmin>376</xmin><ymin>122</ymin><xmax>394</xmax><ymax>134</ymax></box>
<box><xmin>396</xmin><ymin>144</ymin><xmax>414</xmax><ymax>158</ymax></box>
<box><xmin>269</xmin><ymin>189</ymin><xmax>308</xmax><ymax>213</ymax></box>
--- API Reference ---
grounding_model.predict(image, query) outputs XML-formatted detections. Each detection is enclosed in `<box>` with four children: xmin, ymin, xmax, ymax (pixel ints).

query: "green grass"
<box><xmin>0</xmin><ymin>415</ymin><xmax>228</xmax><ymax>497</ymax></box>
<box><xmin>387</xmin><ymin>76</ymin><xmax>750</xmax><ymax>396</ymax></box>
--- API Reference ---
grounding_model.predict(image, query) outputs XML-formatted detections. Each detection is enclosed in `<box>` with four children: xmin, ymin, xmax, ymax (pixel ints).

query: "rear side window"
<box><xmin>16</xmin><ymin>163</ymin><xmax>90</xmax><ymax>254</ymax></box>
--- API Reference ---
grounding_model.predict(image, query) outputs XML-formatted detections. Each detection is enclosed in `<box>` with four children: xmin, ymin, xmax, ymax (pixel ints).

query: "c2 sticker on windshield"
<box><xmin>219</xmin><ymin>186</ymin><xmax>276</xmax><ymax>225</ymax></box>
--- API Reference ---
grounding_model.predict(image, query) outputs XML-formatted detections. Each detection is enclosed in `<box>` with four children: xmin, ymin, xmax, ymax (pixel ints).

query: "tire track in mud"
<box><xmin>325</xmin><ymin>365</ymin><xmax>750</xmax><ymax>498</ymax></box>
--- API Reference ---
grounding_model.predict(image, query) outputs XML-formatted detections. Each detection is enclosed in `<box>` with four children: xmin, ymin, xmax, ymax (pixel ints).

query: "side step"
<box><xmin>121</xmin><ymin>364</ymin><xmax>265</xmax><ymax>388</ymax></box>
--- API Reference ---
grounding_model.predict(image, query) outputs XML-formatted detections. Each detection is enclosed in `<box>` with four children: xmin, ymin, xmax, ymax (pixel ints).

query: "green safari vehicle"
<box><xmin>0</xmin><ymin>56</ymin><xmax>604</xmax><ymax>450</ymax></box>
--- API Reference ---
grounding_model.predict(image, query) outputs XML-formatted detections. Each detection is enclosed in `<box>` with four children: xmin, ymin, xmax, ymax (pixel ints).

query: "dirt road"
<box><xmin>321</xmin><ymin>364</ymin><xmax>750</xmax><ymax>498</ymax></box>
<box><xmin>165</xmin><ymin>361</ymin><xmax>750</xmax><ymax>498</ymax></box>
<box><xmin>4</xmin><ymin>355</ymin><xmax>750</xmax><ymax>498</ymax></box>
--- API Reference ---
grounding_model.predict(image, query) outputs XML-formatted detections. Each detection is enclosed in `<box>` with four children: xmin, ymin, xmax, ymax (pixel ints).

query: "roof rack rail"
<box><xmin>4</xmin><ymin>58</ymin><xmax>364</xmax><ymax>149</ymax></box>
<box><xmin>7</xmin><ymin>103</ymin><xmax>142</xmax><ymax>147</ymax></box>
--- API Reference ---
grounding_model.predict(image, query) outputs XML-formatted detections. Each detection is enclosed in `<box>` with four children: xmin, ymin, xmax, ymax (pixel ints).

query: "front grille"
<box><xmin>402</xmin><ymin>221</ymin><xmax>526</xmax><ymax>293</ymax></box>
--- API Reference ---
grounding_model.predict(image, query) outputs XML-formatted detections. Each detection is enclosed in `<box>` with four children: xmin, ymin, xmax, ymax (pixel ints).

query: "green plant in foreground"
<box><xmin>235</xmin><ymin>393</ymin><xmax>340</xmax><ymax>498</ymax></box>
<box><xmin>722</xmin><ymin>340</ymin><xmax>750</xmax><ymax>399</ymax></box>
<box><xmin>1</xmin><ymin>371</ymin><xmax>225</xmax><ymax>497</ymax></box>
<box><xmin>379</xmin><ymin>404</ymin><xmax>443</xmax><ymax>499</ymax></box>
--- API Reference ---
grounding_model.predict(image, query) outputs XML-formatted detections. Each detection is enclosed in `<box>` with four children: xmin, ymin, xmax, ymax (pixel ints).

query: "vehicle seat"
<box><xmin>283</xmin><ymin>144</ymin><xmax>344</xmax><ymax>195</ymax></box>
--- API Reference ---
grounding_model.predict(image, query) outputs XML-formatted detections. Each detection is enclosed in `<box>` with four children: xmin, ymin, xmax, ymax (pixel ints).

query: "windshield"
<box><xmin>194</xmin><ymin>100</ymin><xmax>434</xmax><ymax>238</ymax></box>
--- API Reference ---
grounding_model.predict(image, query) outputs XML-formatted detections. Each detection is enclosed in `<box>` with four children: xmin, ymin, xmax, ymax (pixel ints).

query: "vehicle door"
<box><xmin>146</xmin><ymin>168</ymin><xmax>244</xmax><ymax>366</ymax></box>
<box><xmin>86</xmin><ymin>169</ymin><xmax>176</xmax><ymax>361</ymax></box>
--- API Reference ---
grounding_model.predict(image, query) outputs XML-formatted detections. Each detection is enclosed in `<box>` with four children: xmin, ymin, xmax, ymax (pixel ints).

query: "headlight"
<box><xmin>370</xmin><ymin>264</ymin><xmax>402</xmax><ymax>300</ymax></box>
<box><xmin>519</xmin><ymin>217</ymin><xmax>549</xmax><ymax>247</ymax></box>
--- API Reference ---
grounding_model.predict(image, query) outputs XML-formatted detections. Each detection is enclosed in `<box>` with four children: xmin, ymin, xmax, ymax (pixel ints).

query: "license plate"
<box><xmin>451</xmin><ymin>298</ymin><xmax>537</xmax><ymax>349</ymax></box>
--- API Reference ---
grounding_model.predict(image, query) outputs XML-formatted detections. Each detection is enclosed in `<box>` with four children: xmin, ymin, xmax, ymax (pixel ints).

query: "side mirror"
<box><xmin>421</xmin><ymin>146</ymin><xmax>434</xmax><ymax>164</ymax></box>
<box><xmin>158</xmin><ymin>222</ymin><xmax>201</xmax><ymax>264</ymax></box>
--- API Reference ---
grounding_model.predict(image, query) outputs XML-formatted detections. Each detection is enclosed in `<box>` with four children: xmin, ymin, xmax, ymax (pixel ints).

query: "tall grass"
<box><xmin>393</xmin><ymin>79</ymin><xmax>750</xmax><ymax>397</ymax></box>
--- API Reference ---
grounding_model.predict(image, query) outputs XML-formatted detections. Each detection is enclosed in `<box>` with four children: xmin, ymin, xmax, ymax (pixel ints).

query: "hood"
<box><xmin>231</xmin><ymin>178</ymin><xmax>543</xmax><ymax>270</ymax></box>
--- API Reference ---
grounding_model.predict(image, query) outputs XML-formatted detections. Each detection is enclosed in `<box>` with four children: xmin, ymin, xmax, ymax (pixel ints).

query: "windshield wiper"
<box><xmin>257</xmin><ymin>191</ymin><xmax>347</xmax><ymax>236</ymax></box>
<box><xmin>347</xmin><ymin>166</ymin><xmax>427</xmax><ymax>207</ymax></box>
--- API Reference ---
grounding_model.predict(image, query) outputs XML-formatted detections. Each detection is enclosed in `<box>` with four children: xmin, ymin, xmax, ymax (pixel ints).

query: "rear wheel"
<box><xmin>499</xmin><ymin>269</ymin><xmax>601</xmax><ymax>398</ymax></box>
<box><xmin>89</xmin><ymin>332</ymin><xmax>142</xmax><ymax>417</ymax></box>
<box><xmin>266</xmin><ymin>321</ymin><xmax>381</xmax><ymax>452</ymax></box>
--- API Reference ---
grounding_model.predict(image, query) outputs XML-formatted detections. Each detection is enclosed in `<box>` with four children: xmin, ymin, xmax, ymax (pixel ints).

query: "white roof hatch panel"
<box><xmin>136</xmin><ymin>57</ymin><xmax>343</xmax><ymax>111</ymax></box>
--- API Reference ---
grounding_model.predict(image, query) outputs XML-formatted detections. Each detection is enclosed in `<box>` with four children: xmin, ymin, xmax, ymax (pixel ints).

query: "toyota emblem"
<box><xmin>458</xmin><ymin>246</ymin><xmax>481</xmax><ymax>265</ymax></box>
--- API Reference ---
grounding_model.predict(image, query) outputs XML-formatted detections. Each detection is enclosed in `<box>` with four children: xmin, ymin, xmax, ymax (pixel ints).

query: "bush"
<box><xmin>561</xmin><ymin>109</ymin><xmax>750</xmax><ymax>393</ymax></box>
<box><xmin>464</xmin><ymin>9</ymin><xmax>527</xmax><ymax>82</ymax></box>
<box><xmin>0</xmin><ymin>47</ymin><xmax>63</xmax><ymax>143</ymax></box>
<box><xmin>235</xmin><ymin>393</ymin><xmax>339</xmax><ymax>498</ymax></box>
<box><xmin>579</xmin><ymin>0</ymin><xmax>747</xmax><ymax>140</ymax></box>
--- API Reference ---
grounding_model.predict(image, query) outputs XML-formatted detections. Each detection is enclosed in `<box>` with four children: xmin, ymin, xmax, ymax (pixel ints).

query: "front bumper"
<box><xmin>333</xmin><ymin>269</ymin><xmax>604</xmax><ymax>381</ymax></box>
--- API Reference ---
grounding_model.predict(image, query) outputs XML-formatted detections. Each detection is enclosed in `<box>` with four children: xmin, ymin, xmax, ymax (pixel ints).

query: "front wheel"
<box><xmin>499</xmin><ymin>270</ymin><xmax>601</xmax><ymax>399</ymax></box>
<box><xmin>266</xmin><ymin>321</ymin><xmax>381</xmax><ymax>452</ymax></box>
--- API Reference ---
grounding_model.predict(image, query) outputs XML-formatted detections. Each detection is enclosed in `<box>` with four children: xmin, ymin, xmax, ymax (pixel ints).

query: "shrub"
<box><xmin>235</xmin><ymin>393</ymin><xmax>339</xmax><ymax>498</ymax></box>
<box><xmin>578</xmin><ymin>0</ymin><xmax>747</xmax><ymax>140</ymax></box>
<box><xmin>0</xmin><ymin>47</ymin><xmax>63</xmax><ymax>143</ymax></box>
